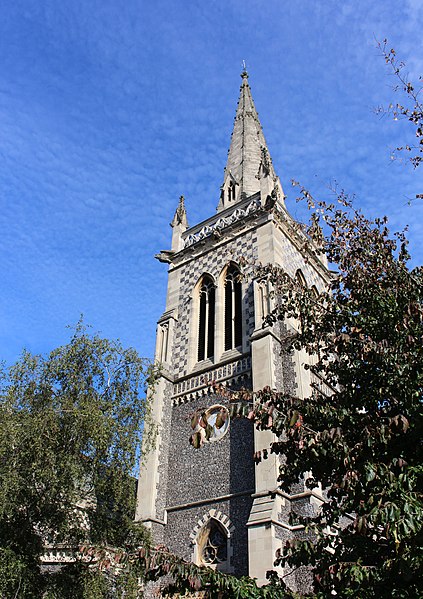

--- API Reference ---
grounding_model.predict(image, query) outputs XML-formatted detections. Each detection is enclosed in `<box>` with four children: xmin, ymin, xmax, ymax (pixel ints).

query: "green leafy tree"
<box><xmin>178</xmin><ymin>188</ymin><xmax>422</xmax><ymax>598</ymax></box>
<box><xmin>0</xmin><ymin>321</ymin><xmax>155</xmax><ymax>598</ymax></box>
<box><xmin>253</xmin><ymin>187</ymin><xmax>423</xmax><ymax>597</ymax></box>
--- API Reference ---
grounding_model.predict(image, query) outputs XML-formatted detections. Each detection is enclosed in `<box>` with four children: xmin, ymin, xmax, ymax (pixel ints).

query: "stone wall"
<box><xmin>164</xmin><ymin>394</ymin><xmax>255</xmax><ymax>576</ymax></box>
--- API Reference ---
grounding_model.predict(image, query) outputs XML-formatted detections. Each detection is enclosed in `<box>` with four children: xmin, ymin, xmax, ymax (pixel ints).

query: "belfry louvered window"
<box><xmin>224</xmin><ymin>265</ymin><xmax>242</xmax><ymax>351</ymax></box>
<box><xmin>228</xmin><ymin>180</ymin><xmax>236</xmax><ymax>202</ymax></box>
<box><xmin>198</xmin><ymin>277</ymin><xmax>215</xmax><ymax>362</ymax></box>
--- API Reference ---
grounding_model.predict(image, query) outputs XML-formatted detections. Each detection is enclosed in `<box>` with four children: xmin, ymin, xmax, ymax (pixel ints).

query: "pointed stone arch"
<box><xmin>311</xmin><ymin>284</ymin><xmax>319</xmax><ymax>298</ymax></box>
<box><xmin>193</xmin><ymin>271</ymin><xmax>216</xmax><ymax>295</ymax></box>
<box><xmin>219</xmin><ymin>172</ymin><xmax>240</xmax><ymax>211</ymax></box>
<box><xmin>190</xmin><ymin>510</ymin><xmax>235</xmax><ymax>573</ymax></box>
<box><xmin>189</xmin><ymin>509</ymin><xmax>235</xmax><ymax>541</ymax></box>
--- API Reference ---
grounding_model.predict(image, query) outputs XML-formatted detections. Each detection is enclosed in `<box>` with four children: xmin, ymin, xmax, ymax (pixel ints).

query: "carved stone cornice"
<box><xmin>172</xmin><ymin>356</ymin><xmax>252</xmax><ymax>405</ymax></box>
<box><xmin>184</xmin><ymin>198</ymin><xmax>262</xmax><ymax>249</ymax></box>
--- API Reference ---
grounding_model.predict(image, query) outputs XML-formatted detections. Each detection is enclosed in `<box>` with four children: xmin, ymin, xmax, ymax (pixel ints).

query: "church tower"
<box><xmin>136</xmin><ymin>70</ymin><xmax>330</xmax><ymax>589</ymax></box>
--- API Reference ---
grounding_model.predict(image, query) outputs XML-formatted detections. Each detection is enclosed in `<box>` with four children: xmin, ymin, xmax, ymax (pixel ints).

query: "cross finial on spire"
<box><xmin>241</xmin><ymin>60</ymin><xmax>248</xmax><ymax>79</ymax></box>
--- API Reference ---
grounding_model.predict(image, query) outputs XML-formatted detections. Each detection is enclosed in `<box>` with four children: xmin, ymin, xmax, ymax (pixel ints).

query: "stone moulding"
<box><xmin>189</xmin><ymin>509</ymin><xmax>235</xmax><ymax>543</ymax></box>
<box><xmin>172</xmin><ymin>357</ymin><xmax>251</xmax><ymax>406</ymax></box>
<box><xmin>184</xmin><ymin>198</ymin><xmax>261</xmax><ymax>248</ymax></box>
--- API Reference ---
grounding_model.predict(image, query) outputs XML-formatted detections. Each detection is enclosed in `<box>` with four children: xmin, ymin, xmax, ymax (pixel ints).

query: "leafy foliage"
<box><xmin>258</xmin><ymin>186</ymin><xmax>423</xmax><ymax>597</ymax></box>
<box><xmin>78</xmin><ymin>543</ymin><xmax>292</xmax><ymax>598</ymax></box>
<box><xmin>0</xmin><ymin>321</ymin><xmax>155</xmax><ymax>598</ymax></box>
<box><xmin>185</xmin><ymin>187</ymin><xmax>422</xmax><ymax>597</ymax></box>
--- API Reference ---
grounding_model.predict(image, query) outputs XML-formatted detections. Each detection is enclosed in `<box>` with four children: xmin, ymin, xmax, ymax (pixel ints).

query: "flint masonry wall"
<box><xmin>164</xmin><ymin>395</ymin><xmax>255</xmax><ymax>576</ymax></box>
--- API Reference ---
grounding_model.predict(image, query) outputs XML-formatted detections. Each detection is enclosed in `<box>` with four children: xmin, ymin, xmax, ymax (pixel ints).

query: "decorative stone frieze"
<box><xmin>172</xmin><ymin>356</ymin><xmax>251</xmax><ymax>405</ymax></box>
<box><xmin>184</xmin><ymin>198</ymin><xmax>261</xmax><ymax>248</ymax></box>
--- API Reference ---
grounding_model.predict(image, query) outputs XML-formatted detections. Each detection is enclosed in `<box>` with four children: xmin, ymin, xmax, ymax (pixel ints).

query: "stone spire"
<box><xmin>218</xmin><ymin>68</ymin><xmax>281</xmax><ymax>212</ymax></box>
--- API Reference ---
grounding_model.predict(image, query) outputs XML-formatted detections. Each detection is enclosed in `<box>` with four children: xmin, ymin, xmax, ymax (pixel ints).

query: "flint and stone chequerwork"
<box><xmin>136</xmin><ymin>70</ymin><xmax>330</xmax><ymax>591</ymax></box>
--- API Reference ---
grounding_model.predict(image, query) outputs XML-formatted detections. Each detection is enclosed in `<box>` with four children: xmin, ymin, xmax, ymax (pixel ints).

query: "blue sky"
<box><xmin>1</xmin><ymin>0</ymin><xmax>422</xmax><ymax>365</ymax></box>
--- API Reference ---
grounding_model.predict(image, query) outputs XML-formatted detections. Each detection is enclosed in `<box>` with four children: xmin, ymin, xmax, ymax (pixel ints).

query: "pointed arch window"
<box><xmin>197</xmin><ymin>519</ymin><xmax>228</xmax><ymax>567</ymax></box>
<box><xmin>198</xmin><ymin>276</ymin><xmax>215</xmax><ymax>362</ymax></box>
<box><xmin>257</xmin><ymin>280</ymin><xmax>271</xmax><ymax>321</ymax></box>
<box><xmin>224</xmin><ymin>265</ymin><xmax>242</xmax><ymax>351</ymax></box>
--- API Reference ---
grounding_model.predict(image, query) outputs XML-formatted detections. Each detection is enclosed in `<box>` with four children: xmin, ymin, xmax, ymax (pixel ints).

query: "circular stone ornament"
<box><xmin>204</xmin><ymin>405</ymin><xmax>230</xmax><ymax>442</ymax></box>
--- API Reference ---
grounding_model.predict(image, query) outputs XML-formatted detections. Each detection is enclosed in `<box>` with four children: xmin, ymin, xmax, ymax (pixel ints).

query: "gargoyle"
<box><xmin>155</xmin><ymin>250</ymin><xmax>175</xmax><ymax>264</ymax></box>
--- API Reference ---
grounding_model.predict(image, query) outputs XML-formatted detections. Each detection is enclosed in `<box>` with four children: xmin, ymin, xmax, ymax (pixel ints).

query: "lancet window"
<box><xmin>224</xmin><ymin>265</ymin><xmax>242</xmax><ymax>351</ymax></box>
<box><xmin>198</xmin><ymin>276</ymin><xmax>215</xmax><ymax>362</ymax></box>
<box><xmin>257</xmin><ymin>280</ymin><xmax>271</xmax><ymax>322</ymax></box>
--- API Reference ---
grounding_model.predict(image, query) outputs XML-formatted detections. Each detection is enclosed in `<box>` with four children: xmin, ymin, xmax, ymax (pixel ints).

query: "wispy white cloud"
<box><xmin>0</xmin><ymin>0</ymin><xmax>421</xmax><ymax>365</ymax></box>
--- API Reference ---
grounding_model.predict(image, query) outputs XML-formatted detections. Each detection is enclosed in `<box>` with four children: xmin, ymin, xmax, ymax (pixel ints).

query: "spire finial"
<box><xmin>241</xmin><ymin>60</ymin><xmax>248</xmax><ymax>79</ymax></box>
<box><xmin>176</xmin><ymin>195</ymin><xmax>186</xmax><ymax>220</ymax></box>
<box><xmin>171</xmin><ymin>194</ymin><xmax>188</xmax><ymax>228</ymax></box>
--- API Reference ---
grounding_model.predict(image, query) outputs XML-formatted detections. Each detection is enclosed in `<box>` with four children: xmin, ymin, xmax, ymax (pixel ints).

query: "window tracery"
<box><xmin>197</xmin><ymin>519</ymin><xmax>228</xmax><ymax>566</ymax></box>
<box><xmin>204</xmin><ymin>405</ymin><xmax>230</xmax><ymax>442</ymax></box>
